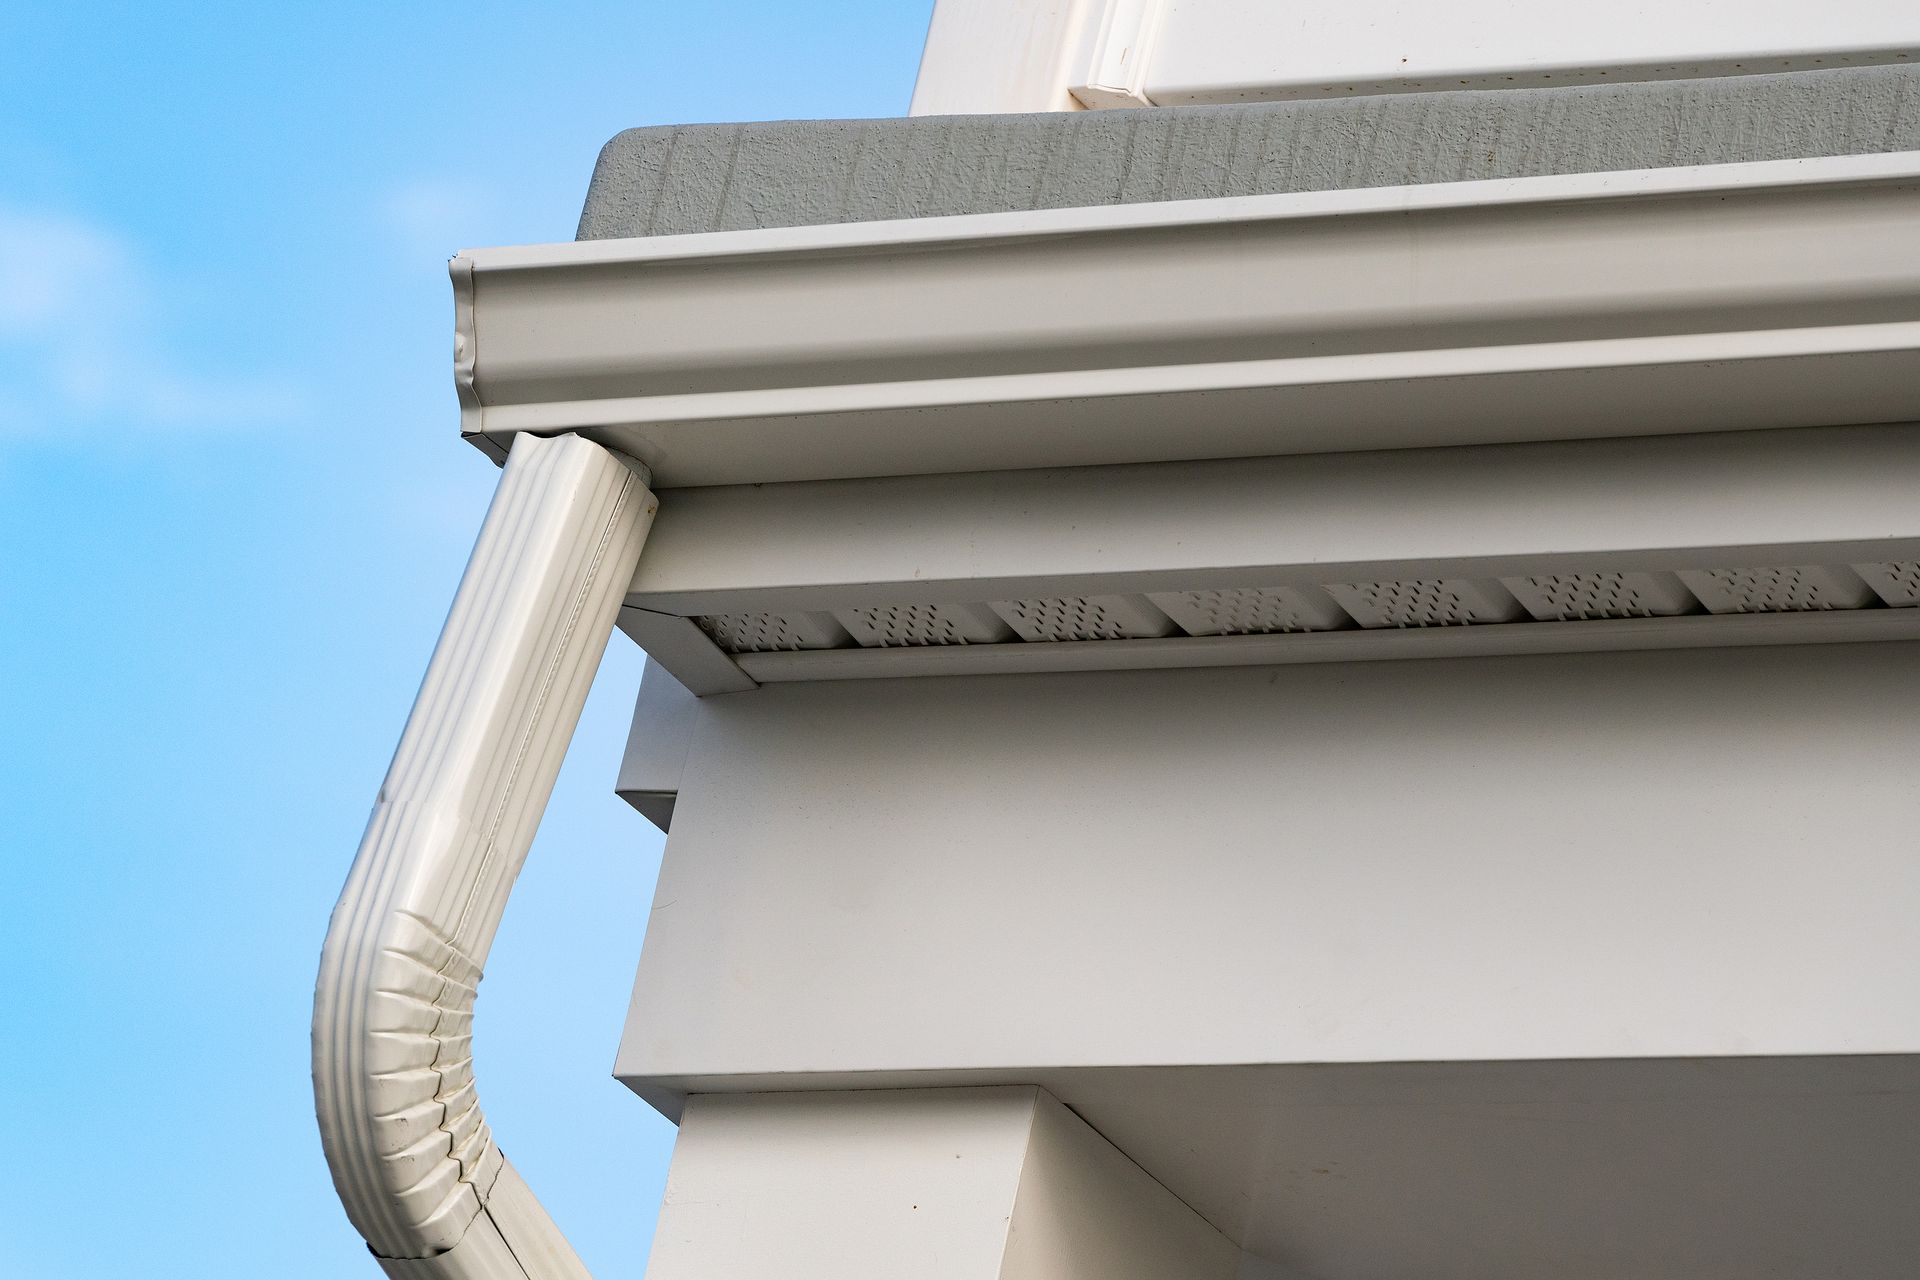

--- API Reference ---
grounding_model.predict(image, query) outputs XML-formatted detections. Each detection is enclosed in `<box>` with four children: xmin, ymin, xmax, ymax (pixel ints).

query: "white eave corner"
<box><xmin>451</xmin><ymin>151</ymin><xmax>1920</xmax><ymax>693</ymax></box>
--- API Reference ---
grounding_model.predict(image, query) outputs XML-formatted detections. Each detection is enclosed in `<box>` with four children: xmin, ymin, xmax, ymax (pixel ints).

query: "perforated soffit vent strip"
<box><xmin>685</xmin><ymin>563</ymin><xmax>1920</xmax><ymax>683</ymax></box>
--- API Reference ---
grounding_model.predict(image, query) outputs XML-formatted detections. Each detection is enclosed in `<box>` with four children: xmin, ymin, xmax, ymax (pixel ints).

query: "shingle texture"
<box><xmin>578</xmin><ymin>65</ymin><xmax>1920</xmax><ymax>240</ymax></box>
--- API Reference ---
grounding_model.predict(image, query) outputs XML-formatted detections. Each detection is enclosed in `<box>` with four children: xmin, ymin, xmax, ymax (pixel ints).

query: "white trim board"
<box><xmin>910</xmin><ymin>0</ymin><xmax>1100</xmax><ymax>115</ymax></box>
<box><xmin>1119</xmin><ymin>0</ymin><xmax>1918</xmax><ymax>106</ymax></box>
<box><xmin>913</xmin><ymin>0</ymin><xmax>1920</xmax><ymax>113</ymax></box>
<box><xmin>625</xmin><ymin>425</ymin><xmax>1920</xmax><ymax>612</ymax></box>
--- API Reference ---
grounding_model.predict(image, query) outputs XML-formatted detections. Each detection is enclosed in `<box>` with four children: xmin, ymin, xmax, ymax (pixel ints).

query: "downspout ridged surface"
<box><xmin>314</xmin><ymin>431</ymin><xmax>656</xmax><ymax>1277</ymax></box>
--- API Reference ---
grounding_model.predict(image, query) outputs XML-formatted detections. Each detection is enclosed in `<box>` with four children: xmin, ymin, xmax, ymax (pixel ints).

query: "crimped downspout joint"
<box><xmin>314</xmin><ymin>433</ymin><xmax>656</xmax><ymax>1278</ymax></box>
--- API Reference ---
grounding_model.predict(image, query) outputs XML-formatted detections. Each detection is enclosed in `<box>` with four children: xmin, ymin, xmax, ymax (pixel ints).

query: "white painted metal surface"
<box><xmin>633</xmin><ymin>1059</ymin><xmax>1912</xmax><ymax>1280</ymax></box>
<box><xmin>694</xmin><ymin>609</ymin><xmax>848</xmax><ymax>652</ymax></box>
<box><xmin>912</xmin><ymin>0</ymin><xmax>1920</xmax><ymax>112</ymax></box>
<box><xmin>610</xmin><ymin>1060</ymin><xmax>1920</xmax><ymax>1280</ymax></box>
<box><xmin>455</xmin><ymin>153</ymin><xmax>1920</xmax><ymax>487</ymax></box>
<box><xmin>728</xmin><ymin>608</ymin><xmax>1920</xmax><ymax>682</ymax></box>
<box><xmin>1505</xmin><ymin>570</ymin><xmax>1697</xmax><ymax>622</ymax></box>
<box><xmin>614</xmin><ymin>607</ymin><xmax>756</xmax><ymax>697</ymax></box>
<box><xmin>1056</xmin><ymin>1058</ymin><xmax>1920</xmax><ymax>1280</ymax></box>
<box><xmin>314</xmin><ymin>433</ymin><xmax>655</xmax><ymax>1277</ymax></box>
<box><xmin>1072</xmin><ymin>0</ymin><xmax>1166</xmax><ymax>108</ymax></box>
<box><xmin>611</xmin><ymin>424</ymin><xmax>1920</xmax><ymax>691</ymax></box>
<box><xmin>990</xmin><ymin>593</ymin><xmax>1177</xmax><ymax>642</ymax></box>
<box><xmin>1856</xmin><ymin>559</ymin><xmax>1920</xmax><ymax>605</ymax></box>
<box><xmin>1678</xmin><ymin>563</ymin><xmax>1879</xmax><ymax>613</ymax></box>
<box><xmin>1147</xmin><ymin>585</ymin><xmax>1349</xmax><ymax>637</ymax></box>
<box><xmin>1132</xmin><ymin>0</ymin><xmax>1920</xmax><ymax>105</ymax></box>
<box><xmin>836</xmin><ymin>601</ymin><xmax>1015</xmax><ymax>647</ymax></box>
<box><xmin>333</xmin><ymin>12</ymin><xmax>1920</xmax><ymax>1277</ymax></box>
<box><xmin>613</xmin><ymin>660</ymin><xmax>697</xmax><ymax>833</ymax></box>
<box><xmin>618</xmin><ymin>643</ymin><xmax>1920</xmax><ymax>1274</ymax></box>
<box><xmin>910</xmin><ymin>0</ymin><xmax>1099</xmax><ymax>115</ymax></box>
<box><xmin>645</xmin><ymin>1088</ymin><xmax>1238</xmax><ymax>1280</ymax></box>
<box><xmin>621</xmin><ymin>643</ymin><xmax>1920</xmax><ymax>1082</ymax></box>
<box><xmin>1321</xmin><ymin>576</ymin><xmax>1524</xmax><ymax>628</ymax></box>
<box><xmin>625</xmin><ymin>426</ymin><xmax>1920</xmax><ymax>612</ymax></box>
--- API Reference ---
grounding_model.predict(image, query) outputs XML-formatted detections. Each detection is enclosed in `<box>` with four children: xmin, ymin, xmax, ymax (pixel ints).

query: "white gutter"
<box><xmin>454</xmin><ymin>151</ymin><xmax>1920</xmax><ymax>487</ymax></box>
<box><xmin>314</xmin><ymin>432</ymin><xmax>656</xmax><ymax>1277</ymax></box>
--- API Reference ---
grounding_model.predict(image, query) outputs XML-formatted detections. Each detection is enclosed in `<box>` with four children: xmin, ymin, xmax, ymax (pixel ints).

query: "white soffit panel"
<box><xmin>613</xmin><ymin>425</ymin><xmax>1920</xmax><ymax>690</ymax></box>
<box><xmin>696</xmin><ymin>610</ymin><xmax>850</xmax><ymax>653</ymax></box>
<box><xmin>1323</xmin><ymin>578</ymin><xmax>1524</xmax><ymax>629</ymax></box>
<box><xmin>701</xmin><ymin>553</ymin><xmax>1920</xmax><ymax>679</ymax></box>
<box><xmin>1129</xmin><ymin>0</ymin><xmax>1918</xmax><ymax>105</ymax></box>
<box><xmin>455</xmin><ymin>153</ymin><xmax>1920</xmax><ymax>488</ymax></box>
<box><xmin>835</xmin><ymin>602</ymin><xmax>1015</xmax><ymax>647</ymax></box>
<box><xmin>1504</xmin><ymin>571</ymin><xmax>1699</xmax><ymax>622</ymax></box>
<box><xmin>990</xmin><ymin>594</ymin><xmax>1177</xmax><ymax>642</ymax></box>
<box><xmin>1678</xmin><ymin>565</ymin><xmax>1879</xmax><ymax>613</ymax></box>
<box><xmin>1147</xmin><ymin>586</ymin><xmax>1350</xmax><ymax>636</ymax></box>
<box><xmin>1856</xmin><ymin>561</ymin><xmax>1920</xmax><ymax>606</ymax></box>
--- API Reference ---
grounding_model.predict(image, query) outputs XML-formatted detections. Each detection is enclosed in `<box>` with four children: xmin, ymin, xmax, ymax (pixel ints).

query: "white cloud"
<box><xmin>379</xmin><ymin>177</ymin><xmax>501</xmax><ymax>260</ymax></box>
<box><xmin>0</xmin><ymin>204</ymin><xmax>305</xmax><ymax>440</ymax></box>
<box><xmin>0</xmin><ymin>207</ymin><xmax>131</xmax><ymax>335</ymax></box>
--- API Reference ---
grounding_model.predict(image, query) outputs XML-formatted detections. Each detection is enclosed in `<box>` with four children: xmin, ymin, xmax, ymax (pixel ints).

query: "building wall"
<box><xmin>619</xmin><ymin>640</ymin><xmax>1920</xmax><ymax>1086</ymax></box>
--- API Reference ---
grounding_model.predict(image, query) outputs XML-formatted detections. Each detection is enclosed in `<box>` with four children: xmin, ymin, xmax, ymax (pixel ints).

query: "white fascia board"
<box><xmin>626</xmin><ymin>425</ymin><xmax>1920</xmax><ymax>615</ymax></box>
<box><xmin>455</xmin><ymin>152</ymin><xmax>1920</xmax><ymax>487</ymax></box>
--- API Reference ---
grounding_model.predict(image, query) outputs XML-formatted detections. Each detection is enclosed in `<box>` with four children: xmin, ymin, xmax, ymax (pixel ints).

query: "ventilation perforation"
<box><xmin>835</xmin><ymin>602</ymin><xmax>1014</xmax><ymax>647</ymax></box>
<box><xmin>1150</xmin><ymin>586</ymin><xmax>1351</xmax><ymax>635</ymax></box>
<box><xmin>687</xmin><ymin>561</ymin><xmax>1908</xmax><ymax>659</ymax></box>
<box><xmin>1505</xmin><ymin>571</ymin><xmax>1697</xmax><ymax>621</ymax></box>
<box><xmin>1853</xmin><ymin>561</ymin><xmax>1920</xmax><ymax>607</ymax></box>
<box><xmin>1324</xmin><ymin>578</ymin><xmax>1524</xmax><ymax>628</ymax></box>
<box><xmin>1677</xmin><ymin>565</ymin><xmax>1876</xmax><ymax>614</ymax></box>
<box><xmin>696</xmin><ymin>611</ymin><xmax>850</xmax><ymax>652</ymax></box>
<box><xmin>988</xmin><ymin>594</ymin><xmax>1175</xmax><ymax>642</ymax></box>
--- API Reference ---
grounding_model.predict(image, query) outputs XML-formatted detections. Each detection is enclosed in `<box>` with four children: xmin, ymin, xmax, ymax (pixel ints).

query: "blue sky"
<box><xmin>0</xmin><ymin>4</ymin><xmax>933</xmax><ymax>1275</ymax></box>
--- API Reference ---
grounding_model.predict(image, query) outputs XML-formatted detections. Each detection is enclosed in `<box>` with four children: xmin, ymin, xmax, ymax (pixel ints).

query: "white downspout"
<box><xmin>313</xmin><ymin>431</ymin><xmax>657</xmax><ymax>1278</ymax></box>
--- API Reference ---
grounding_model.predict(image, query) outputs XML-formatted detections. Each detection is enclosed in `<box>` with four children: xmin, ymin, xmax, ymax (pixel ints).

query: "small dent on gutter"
<box><xmin>449</xmin><ymin>253</ymin><xmax>484</xmax><ymax>443</ymax></box>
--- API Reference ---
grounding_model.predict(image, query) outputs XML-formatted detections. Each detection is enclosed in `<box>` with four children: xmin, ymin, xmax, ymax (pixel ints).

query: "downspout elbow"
<box><xmin>313</xmin><ymin>433</ymin><xmax>656</xmax><ymax>1277</ymax></box>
